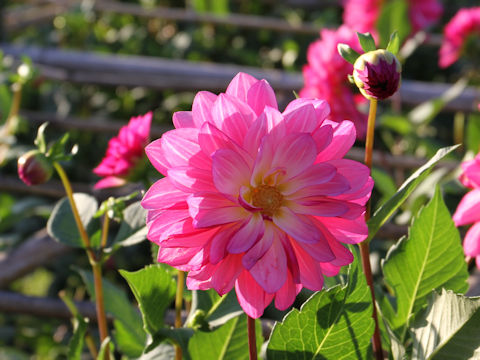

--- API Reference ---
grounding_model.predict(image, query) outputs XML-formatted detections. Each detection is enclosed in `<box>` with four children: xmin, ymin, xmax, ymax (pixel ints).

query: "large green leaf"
<box><xmin>381</xmin><ymin>187</ymin><xmax>468</xmax><ymax>341</ymax></box>
<box><xmin>119</xmin><ymin>265</ymin><xmax>176</xmax><ymax>336</ymax></box>
<box><xmin>376</xmin><ymin>0</ymin><xmax>411</xmax><ymax>47</ymax></box>
<box><xmin>188</xmin><ymin>314</ymin><xmax>262</xmax><ymax>360</ymax></box>
<box><xmin>67</xmin><ymin>316</ymin><xmax>88</xmax><ymax>360</ymax></box>
<box><xmin>47</xmin><ymin>193</ymin><xmax>98</xmax><ymax>248</ymax></box>
<box><xmin>367</xmin><ymin>145</ymin><xmax>458</xmax><ymax>242</ymax></box>
<box><xmin>76</xmin><ymin>268</ymin><xmax>146</xmax><ymax>357</ymax></box>
<box><xmin>267</xmin><ymin>251</ymin><xmax>374</xmax><ymax>359</ymax></box>
<box><xmin>412</xmin><ymin>290</ymin><xmax>480</xmax><ymax>360</ymax></box>
<box><xmin>110</xmin><ymin>201</ymin><xmax>147</xmax><ymax>250</ymax></box>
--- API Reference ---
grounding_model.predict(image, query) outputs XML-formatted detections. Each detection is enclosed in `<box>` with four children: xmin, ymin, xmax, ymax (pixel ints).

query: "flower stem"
<box><xmin>360</xmin><ymin>99</ymin><xmax>383</xmax><ymax>360</ymax></box>
<box><xmin>53</xmin><ymin>162</ymin><xmax>109</xmax><ymax>359</ymax></box>
<box><xmin>174</xmin><ymin>271</ymin><xmax>185</xmax><ymax>360</ymax></box>
<box><xmin>247</xmin><ymin>315</ymin><xmax>257</xmax><ymax>360</ymax></box>
<box><xmin>101</xmin><ymin>211</ymin><xmax>110</xmax><ymax>249</ymax></box>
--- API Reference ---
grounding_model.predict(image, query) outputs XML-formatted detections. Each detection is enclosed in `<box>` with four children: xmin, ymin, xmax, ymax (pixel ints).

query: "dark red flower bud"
<box><xmin>17</xmin><ymin>150</ymin><xmax>53</xmax><ymax>186</ymax></box>
<box><xmin>353</xmin><ymin>49</ymin><xmax>401</xmax><ymax>100</ymax></box>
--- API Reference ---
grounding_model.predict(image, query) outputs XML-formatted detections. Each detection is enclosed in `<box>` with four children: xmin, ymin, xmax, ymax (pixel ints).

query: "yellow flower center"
<box><xmin>251</xmin><ymin>185</ymin><xmax>283</xmax><ymax>217</ymax></box>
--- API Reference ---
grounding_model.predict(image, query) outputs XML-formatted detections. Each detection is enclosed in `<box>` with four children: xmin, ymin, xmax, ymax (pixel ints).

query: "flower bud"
<box><xmin>18</xmin><ymin>150</ymin><xmax>53</xmax><ymax>186</ymax></box>
<box><xmin>353</xmin><ymin>49</ymin><xmax>401</xmax><ymax>100</ymax></box>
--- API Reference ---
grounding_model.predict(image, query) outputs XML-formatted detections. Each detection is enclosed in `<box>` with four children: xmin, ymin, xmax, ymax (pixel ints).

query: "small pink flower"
<box><xmin>439</xmin><ymin>7</ymin><xmax>480</xmax><ymax>68</ymax></box>
<box><xmin>453</xmin><ymin>152</ymin><xmax>480</xmax><ymax>269</ymax></box>
<box><xmin>93</xmin><ymin>112</ymin><xmax>152</xmax><ymax>189</ymax></box>
<box><xmin>142</xmin><ymin>73</ymin><xmax>373</xmax><ymax>318</ymax></box>
<box><xmin>300</xmin><ymin>25</ymin><xmax>368</xmax><ymax>139</ymax></box>
<box><xmin>343</xmin><ymin>0</ymin><xmax>442</xmax><ymax>37</ymax></box>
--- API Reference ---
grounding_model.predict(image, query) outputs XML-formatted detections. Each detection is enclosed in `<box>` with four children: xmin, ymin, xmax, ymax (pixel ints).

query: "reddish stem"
<box><xmin>247</xmin><ymin>315</ymin><xmax>257</xmax><ymax>360</ymax></box>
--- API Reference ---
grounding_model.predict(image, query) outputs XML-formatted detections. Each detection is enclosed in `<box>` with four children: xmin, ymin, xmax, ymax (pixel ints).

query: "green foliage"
<box><xmin>47</xmin><ymin>193</ymin><xmax>98</xmax><ymax>248</ymax></box>
<box><xmin>267</xmin><ymin>251</ymin><xmax>374</xmax><ymax>359</ymax></box>
<box><xmin>382</xmin><ymin>187</ymin><xmax>469</xmax><ymax>341</ymax></box>
<box><xmin>97</xmin><ymin>337</ymin><xmax>114</xmax><ymax>360</ymax></box>
<box><xmin>376</xmin><ymin>0</ymin><xmax>411</xmax><ymax>47</ymax></box>
<box><xmin>357</xmin><ymin>32</ymin><xmax>377</xmax><ymax>52</ymax></box>
<box><xmin>386</xmin><ymin>31</ymin><xmax>400</xmax><ymax>55</ymax></box>
<box><xmin>466</xmin><ymin>113</ymin><xmax>480</xmax><ymax>153</ymax></box>
<box><xmin>367</xmin><ymin>145</ymin><xmax>458</xmax><ymax>242</ymax></box>
<box><xmin>110</xmin><ymin>201</ymin><xmax>148</xmax><ymax>251</ymax></box>
<box><xmin>66</xmin><ymin>317</ymin><xmax>88</xmax><ymax>360</ymax></box>
<box><xmin>337</xmin><ymin>43</ymin><xmax>360</xmax><ymax>65</ymax></box>
<box><xmin>411</xmin><ymin>290</ymin><xmax>480</xmax><ymax>359</ymax></box>
<box><xmin>188</xmin><ymin>314</ymin><xmax>262</xmax><ymax>360</ymax></box>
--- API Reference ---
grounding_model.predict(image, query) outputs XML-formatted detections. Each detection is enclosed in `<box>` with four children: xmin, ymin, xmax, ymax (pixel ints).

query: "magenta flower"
<box><xmin>142</xmin><ymin>73</ymin><xmax>373</xmax><ymax>318</ymax></box>
<box><xmin>93</xmin><ymin>112</ymin><xmax>152</xmax><ymax>189</ymax></box>
<box><xmin>343</xmin><ymin>0</ymin><xmax>442</xmax><ymax>36</ymax></box>
<box><xmin>300</xmin><ymin>25</ymin><xmax>368</xmax><ymax>139</ymax></box>
<box><xmin>439</xmin><ymin>7</ymin><xmax>480</xmax><ymax>68</ymax></box>
<box><xmin>18</xmin><ymin>150</ymin><xmax>53</xmax><ymax>186</ymax></box>
<box><xmin>453</xmin><ymin>153</ymin><xmax>480</xmax><ymax>268</ymax></box>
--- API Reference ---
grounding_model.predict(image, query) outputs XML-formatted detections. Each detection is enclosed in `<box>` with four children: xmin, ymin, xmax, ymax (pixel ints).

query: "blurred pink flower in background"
<box><xmin>93</xmin><ymin>112</ymin><xmax>152</xmax><ymax>189</ymax></box>
<box><xmin>453</xmin><ymin>152</ymin><xmax>480</xmax><ymax>269</ymax></box>
<box><xmin>439</xmin><ymin>7</ymin><xmax>480</xmax><ymax>68</ymax></box>
<box><xmin>343</xmin><ymin>0</ymin><xmax>442</xmax><ymax>36</ymax></box>
<box><xmin>142</xmin><ymin>72</ymin><xmax>373</xmax><ymax>318</ymax></box>
<box><xmin>300</xmin><ymin>26</ymin><xmax>368</xmax><ymax>139</ymax></box>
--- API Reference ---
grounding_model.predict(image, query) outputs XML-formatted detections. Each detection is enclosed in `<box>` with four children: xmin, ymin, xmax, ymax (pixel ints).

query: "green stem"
<box><xmin>175</xmin><ymin>271</ymin><xmax>185</xmax><ymax>360</ymax></box>
<box><xmin>53</xmin><ymin>162</ymin><xmax>109</xmax><ymax>360</ymax></box>
<box><xmin>359</xmin><ymin>99</ymin><xmax>384</xmax><ymax>360</ymax></box>
<box><xmin>101</xmin><ymin>211</ymin><xmax>110</xmax><ymax>249</ymax></box>
<box><xmin>247</xmin><ymin>315</ymin><xmax>257</xmax><ymax>360</ymax></box>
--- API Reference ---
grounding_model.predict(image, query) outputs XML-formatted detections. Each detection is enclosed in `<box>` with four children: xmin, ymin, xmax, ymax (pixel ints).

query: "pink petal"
<box><xmin>263</xmin><ymin>106</ymin><xmax>286</xmax><ymax>138</ymax></box>
<box><xmin>192</xmin><ymin>91</ymin><xmax>217</xmax><ymax>127</ymax></box>
<box><xmin>290</xmin><ymin>240</ymin><xmax>325</xmax><ymax>291</ymax></box>
<box><xmin>210</xmin><ymin>224</ymin><xmax>240</xmax><ymax>264</ymax></box>
<box><xmin>243</xmin><ymin>112</ymin><xmax>268</xmax><ymax>157</ymax></box>
<box><xmin>286</xmin><ymin>174</ymin><xmax>350</xmax><ymax>199</ymax></box>
<box><xmin>157</xmin><ymin>246</ymin><xmax>206</xmax><ymax>271</ymax></box>
<box><xmin>173</xmin><ymin>111</ymin><xmax>194</xmax><ymax>128</ymax></box>
<box><xmin>146</xmin><ymin>210</ymin><xmax>190</xmax><ymax>242</ymax></box>
<box><xmin>94</xmin><ymin>176</ymin><xmax>127</xmax><ymax>189</ymax></box>
<box><xmin>211</xmin><ymin>254</ymin><xmax>243</xmax><ymax>295</ymax></box>
<box><xmin>275</xmin><ymin>271</ymin><xmax>302</xmax><ymax>311</ymax></box>
<box><xmin>141</xmin><ymin>177</ymin><xmax>188</xmax><ymax>210</ymax></box>
<box><xmin>242</xmin><ymin>222</ymin><xmax>275</xmax><ymax>269</ymax></box>
<box><xmin>168</xmin><ymin>167</ymin><xmax>216</xmax><ymax>193</ymax></box>
<box><xmin>211</xmin><ymin>148</ymin><xmax>252</xmax><ymax>197</ymax></box>
<box><xmin>319</xmin><ymin>216</ymin><xmax>368</xmax><ymax>244</ymax></box>
<box><xmin>315</xmin><ymin>120</ymin><xmax>356</xmax><ymax>161</ymax></box>
<box><xmin>287</xmin><ymin>198</ymin><xmax>349</xmax><ymax>217</ymax></box>
<box><xmin>227</xmin><ymin>213</ymin><xmax>265</xmax><ymax>253</ymax></box>
<box><xmin>463</xmin><ymin>222</ymin><xmax>480</xmax><ymax>257</ymax></box>
<box><xmin>453</xmin><ymin>189</ymin><xmax>480</xmax><ymax>226</ymax></box>
<box><xmin>250</xmin><ymin>237</ymin><xmax>287</xmax><ymax>293</ymax></box>
<box><xmin>319</xmin><ymin>262</ymin><xmax>341</xmax><ymax>277</ymax></box>
<box><xmin>273</xmin><ymin>207</ymin><xmax>322</xmax><ymax>244</ymax></box>
<box><xmin>162</xmin><ymin>225</ymin><xmax>218</xmax><ymax>248</ymax></box>
<box><xmin>235</xmin><ymin>271</ymin><xmax>274</xmax><ymax>319</ymax></box>
<box><xmin>283</xmin><ymin>100</ymin><xmax>318</xmax><ymax>133</ymax></box>
<box><xmin>246</xmin><ymin>79</ymin><xmax>278</xmax><ymax>116</ymax></box>
<box><xmin>312</xmin><ymin>124</ymin><xmax>333</xmax><ymax>153</ymax></box>
<box><xmin>226</xmin><ymin>72</ymin><xmax>258</xmax><ymax>103</ymax></box>
<box><xmin>284</xmin><ymin>98</ymin><xmax>330</xmax><ymax>125</ymax></box>
<box><xmin>325</xmin><ymin>159</ymin><xmax>371</xmax><ymax>198</ymax></box>
<box><xmin>188</xmin><ymin>194</ymin><xmax>248</xmax><ymax>228</ymax></box>
<box><xmin>280</xmin><ymin>163</ymin><xmax>337</xmax><ymax>195</ymax></box>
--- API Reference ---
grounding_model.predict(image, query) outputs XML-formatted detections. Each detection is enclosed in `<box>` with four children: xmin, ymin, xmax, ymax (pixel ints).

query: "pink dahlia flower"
<box><xmin>300</xmin><ymin>25</ymin><xmax>368</xmax><ymax>139</ymax></box>
<box><xmin>343</xmin><ymin>0</ymin><xmax>442</xmax><ymax>36</ymax></box>
<box><xmin>93</xmin><ymin>112</ymin><xmax>152</xmax><ymax>189</ymax></box>
<box><xmin>439</xmin><ymin>7</ymin><xmax>480</xmax><ymax>68</ymax></box>
<box><xmin>453</xmin><ymin>152</ymin><xmax>480</xmax><ymax>268</ymax></box>
<box><xmin>142</xmin><ymin>72</ymin><xmax>373</xmax><ymax>318</ymax></box>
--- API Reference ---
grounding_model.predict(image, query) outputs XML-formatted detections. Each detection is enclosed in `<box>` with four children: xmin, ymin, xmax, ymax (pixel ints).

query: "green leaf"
<box><xmin>379</xmin><ymin>114</ymin><xmax>413</xmax><ymax>135</ymax></box>
<box><xmin>466</xmin><ymin>113</ymin><xmax>480</xmax><ymax>153</ymax></box>
<box><xmin>47</xmin><ymin>193</ymin><xmax>98</xmax><ymax>248</ymax></box>
<box><xmin>67</xmin><ymin>316</ymin><xmax>88</xmax><ymax>360</ymax></box>
<box><xmin>381</xmin><ymin>187</ymin><xmax>469</xmax><ymax>341</ymax></box>
<box><xmin>76</xmin><ymin>268</ymin><xmax>146</xmax><ymax>357</ymax></box>
<box><xmin>371</xmin><ymin>168</ymin><xmax>397</xmax><ymax>209</ymax></box>
<box><xmin>386</xmin><ymin>31</ymin><xmax>400</xmax><ymax>55</ymax></box>
<box><xmin>357</xmin><ymin>32</ymin><xmax>377</xmax><ymax>52</ymax></box>
<box><xmin>111</xmin><ymin>201</ymin><xmax>147</xmax><ymax>250</ymax></box>
<box><xmin>188</xmin><ymin>314</ymin><xmax>262</xmax><ymax>360</ymax></box>
<box><xmin>0</xmin><ymin>84</ymin><xmax>12</xmax><ymax>123</ymax></box>
<box><xmin>119</xmin><ymin>265</ymin><xmax>176</xmax><ymax>335</ymax></box>
<box><xmin>267</xmin><ymin>250</ymin><xmax>374</xmax><ymax>359</ymax></box>
<box><xmin>412</xmin><ymin>290</ymin><xmax>480</xmax><ymax>360</ymax></box>
<box><xmin>367</xmin><ymin>145</ymin><xmax>458</xmax><ymax>242</ymax></box>
<box><xmin>96</xmin><ymin>337</ymin><xmax>114</xmax><ymax>360</ymax></box>
<box><xmin>376</xmin><ymin>0</ymin><xmax>411</xmax><ymax>47</ymax></box>
<box><xmin>337</xmin><ymin>43</ymin><xmax>360</xmax><ymax>64</ymax></box>
<box><xmin>151</xmin><ymin>328</ymin><xmax>194</xmax><ymax>359</ymax></box>
<box><xmin>139</xmin><ymin>343</ymin><xmax>175</xmax><ymax>359</ymax></box>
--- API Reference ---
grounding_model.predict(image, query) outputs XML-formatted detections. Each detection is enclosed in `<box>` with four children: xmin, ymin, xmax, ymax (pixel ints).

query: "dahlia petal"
<box><xmin>211</xmin><ymin>254</ymin><xmax>243</xmax><ymax>295</ymax></box>
<box><xmin>210</xmin><ymin>224</ymin><xmax>240</xmax><ymax>264</ymax></box>
<box><xmin>453</xmin><ymin>189</ymin><xmax>480</xmax><ymax>226</ymax></box>
<box><xmin>173</xmin><ymin>111</ymin><xmax>194</xmax><ymax>128</ymax></box>
<box><xmin>274</xmin><ymin>271</ymin><xmax>302</xmax><ymax>311</ymax></box>
<box><xmin>280</xmin><ymin>163</ymin><xmax>337</xmax><ymax>195</ymax></box>
<box><xmin>294</xmin><ymin>220</ymin><xmax>335</xmax><ymax>262</ymax></box>
<box><xmin>147</xmin><ymin>210</ymin><xmax>190</xmax><ymax>242</ymax></box>
<box><xmin>189</xmin><ymin>201</ymin><xmax>248</xmax><ymax>229</ymax></box>
<box><xmin>250</xmin><ymin>238</ymin><xmax>287</xmax><ymax>293</ymax></box>
<box><xmin>272</xmin><ymin>133</ymin><xmax>317</xmax><ymax>180</ymax></box>
<box><xmin>287</xmin><ymin>198</ymin><xmax>349</xmax><ymax>217</ymax></box>
<box><xmin>291</xmin><ymin>241</ymin><xmax>325</xmax><ymax>291</ymax></box>
<box><xmin>235</xmin><ymin>271</ymin><xmax>274</xmax><ymax>318</ymax></box>
<box><xmin>162</xmin><ymin>226</ymin><xmax>218</xmax><ymax>248</ymax></box>
<box><xmin>316</xmin><ymin>120</ymin><xmax>356</xmax><ymax>161</ymax></box>
<box><xmin>319</xmin><ymin>262</ymin><xmax>341</xmax><ymax>277</ymax></box>
<box><xmin>157</xmin><ymin>246</ymin><xmax>206</xmax><ymax>271</ymax></box>
<box><xmin>460</xmin><ymin>157</ymin><xmax>480</xmax><ymax>188</ymax></box>
<box><xmin>312</xmin><ymin>123</ymin><xmax>333</xmax><ymax>154</ymax></box>
<box><xmin>141</xmin><ymin>177</ymin><xmax>188</xmax><ymax>210</ymax></box>
<box><xmin>463</xmin><ymin>222</ymin><xmax>480</xmax><ymax>257</ymax></box>
<box><xmin>227</xmin><ymin>213</ymin><xmax>265</xmax><ymax>253</ymax></box>
<box><xmin>283</xmin><ymin>101</ymin><xmax>318</xmax><ymax>133</ymax></box>
<box><xmin>319</xmin><ymin>216</ymin><xmax>368</xmax><ymax>244</ymax></box>
<box><xmin>273</xmin><ymin>207</ymin><xmax>322</xmax><ymax>244</ymax></box>
<box><xmin>246</xmin><ymin>79</ymin><xmax>278</xmax><ymax>116</ymax></box>
<box><xmin>286</xmin><ymin>173</ymin><xmax>350</xmax><ymax>199</ymax></box>
<box><xmin>242</xmin><ymin>222</ymin><xmax>275</xmax><ymax>269</ymax></box>
<box><xmin>284</xmin><ymin>98</ymin><xmax>330</xmax><ymax>126</ymax></box>
<box><xmin>192</xmin><ymin>91</ymin><xmax>217</xmax><ymax>126</ymax></box>
<box><xmin>168</xmin><ymin>167</ymin><xmax>216</xmax><ymax>193</ymax></box>
<box><xmin>226</xmin><ymin>72</ymin><xmax>258</xmax><ymax>103</ymax></box>
<box><xmin>243</xmin><ymin>111</ymin><xmax>269</xmax><ymax>157</ymax></box>
<box><xmin>211</xmin><ymin>148</ymin><xmax>252</xmax><ymax>197</ymax></box>
<box><xmin>93</xmin><ymin>176</ymin><xmax>127</xmax><ymax>189</ymax></box>
<box><xmin>162</xmin><ymin>128</ymin><xmax>210</xmax><ymax>169</ymax></box>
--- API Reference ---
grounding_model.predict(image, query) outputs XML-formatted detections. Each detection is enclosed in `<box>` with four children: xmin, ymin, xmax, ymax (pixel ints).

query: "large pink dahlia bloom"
<box><xmin>300</xmin><ymin>26</ymin><xmax>368</xmax><ymax>139</ymax></box>
<box><xmin>439</xmin><ymin>7</ymin><xmax>480</xmax><ymax>68</ymax></box>
<box><xmin>142</xmin><ymin>73</ymin><xmax>373</xmax><ymax>318</ymax></box>
<box><xmin>343</xmin><ymin>0</ymin><xmax>442</xmax><ymax>36</ymax></box>
<box><xmin>453</xmin><ymin>152</ymin><xmax>480</xmax><ymax>269</ymax></box>
<box><xmin>93</xmin><ymin>112</ymin><xmax>152</xmax><ymax>189</ymax></box>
